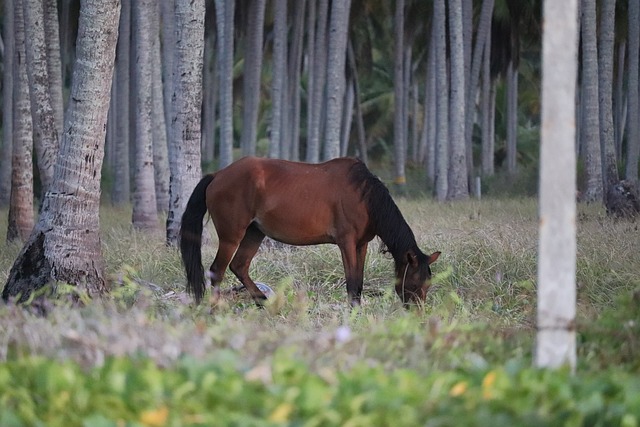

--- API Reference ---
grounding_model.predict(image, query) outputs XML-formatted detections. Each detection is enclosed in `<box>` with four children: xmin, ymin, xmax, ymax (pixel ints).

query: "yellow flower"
<box><xmin>269</xmin><ymin>402</ymin><xmax>295</xmax><ymax>423</ymax></box>
<box><xmin>140</xmin><ymin>406</ymin><xmax>169</xmax><ymax>427</ymax></box>
<box><xmin>449</xmin><ymin>381</ymin><xmax>468</xmax><ymax>397</ymax></box>
<box><xmin>482</xmin><ymin>371</ymin><xmax>497</xmax><ymax>400</ymax></box>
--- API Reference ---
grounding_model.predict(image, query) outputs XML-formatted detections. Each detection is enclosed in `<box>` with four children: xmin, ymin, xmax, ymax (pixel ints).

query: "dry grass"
<box><xmin>0</xmin><ymin>197</ymin><xmax>638</xmax><ymax>371</ymax></box>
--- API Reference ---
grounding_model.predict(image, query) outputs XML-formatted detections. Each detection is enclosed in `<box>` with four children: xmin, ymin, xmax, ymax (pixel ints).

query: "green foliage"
<box><xmin>0</xmin><ymin>355</ymin><xmax>639</xmax><ymax>426</ymax></box>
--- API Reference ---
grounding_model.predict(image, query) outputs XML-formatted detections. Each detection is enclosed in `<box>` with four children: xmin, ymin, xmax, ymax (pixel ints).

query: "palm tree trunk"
<box><xmin>3</xmin><ymin>0</ymin><xmax>120</xmax><ymax>302</ymax></box>
<box><xmin>7</xmin><ymin>0</ymin><xmax>34</xmax><ymax>243</ymax></box>
<box><xmin>306</xmin><ymin>0</ymin><xmax>328</xmax><ymax>163</ymax></box>
<box><xmin>287</xmin><ymin>0</ymin><xmax>306</xmax><ymax>161</ymax></box>
<box><xmin>481</xmin><ymin>26</ymin><xmax>494</xmax><ymax>176</ymax></box>
<box><xmin>340</xmin><ymin>80</ymin><xmax>355</xmax><ymax>157</ymax></box>
<box><xmin>447</xmin><ymin>0</ymin><xmax>469</xmax><ymax>200</ymax></box>
<box><xmin>614</xmin><ymin>42</ymin><xmax>626</xmax><ymax>159</ymax></box>
<box><xmin>581</xmin><ymin>0</ymin><xmax>603</xmax><ymax>202</ymax></box>
<box><xmin>505</xmin><ymin>60</ymin><xmax>519</xmax><ymax>174</ymax></box>
<box><xmin>536</xmin><ymin>0</ymin><xmax>578</xmax><ymax>371</ymax></box>
<box><xmin>43</xmin><ymin>0</ymin><xmax>64</xmax><ymax>137</ymax></box>
<box><xmin>269</xmin><ymin>0</ymin><xmax>287</xmax><ymax>159</ymax></box>
<box><xmin>598</xmin><ymin>0</ymin><xmax>619</xmax><ymax>191</ymax></box>
<box><xmin>23</xmin><ymin>0</ymin><xmax>60</xmax><ymax>196</ymax></box>
<box><xmin>393</xmin><ymin>0</ymin><xmax>407</xmax><ymax>191</ymax></box>
<box><xmin>324</xmin><ymin>0</ymin><xmax>352</xmax><ymax>161</ymax></box>
<box><xmin>202</xmin><ymin>30</ymin><xmax>217</xmax><ymax>164</ymax></box>
<box><xmin>0</xmin><ymin>0</ymin><xmax>14</xmax><ymax>208</ymax></box>
<box><xmin>165</xmin><ymin>0</ymin><xmax>205</xmax><ymax>245</ymax></box>
<box><xmin>132</xmin><ymin>0</ymin><xmax>159</xmax><ymax>231</ymax></box>
<box><xmin>111</xmin><ymin>0</ymin><xmax>131</xmax><ymax>205</ymax></box>
<box><xmin>240</xmin><ymin>0</ymin><xmax>266</xmax><ymax>157</ymax></box>
<box><xmin>434</xmin><ymin>0</ymin><xmax>449</xmax><ymax>200</ymax></box>
<box><xmin>215</xmin><ymin>0</ymin><xmax>235</xmax><ymax>168</ymax></box>
<box><xmin>626</xmin><ymin>0</ymin><xmax>639</xmax><ymax>181</ymax></box>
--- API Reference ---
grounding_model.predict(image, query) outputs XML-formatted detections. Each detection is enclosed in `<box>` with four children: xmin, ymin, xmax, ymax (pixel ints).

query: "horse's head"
<box><xmin>395</xmin><ymin>250</ymin><xmax>441</xmax><ymax>307</ymax></box>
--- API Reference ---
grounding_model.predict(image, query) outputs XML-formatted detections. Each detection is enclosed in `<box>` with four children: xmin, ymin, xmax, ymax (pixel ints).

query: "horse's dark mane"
<box><xmin>348</xmin><ymin>160</ymin><xmax>420</xmax><ymax>265</ymax></box>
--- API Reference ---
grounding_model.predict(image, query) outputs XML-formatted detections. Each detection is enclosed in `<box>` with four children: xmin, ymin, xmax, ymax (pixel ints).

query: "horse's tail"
<box><xmin>180</xmin><ymin>174</ymin><xmax>215</xmax><ymax>304</ymax></box>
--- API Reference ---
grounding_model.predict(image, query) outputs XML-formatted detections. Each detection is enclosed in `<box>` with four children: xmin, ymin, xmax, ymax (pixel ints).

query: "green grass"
<box><xmin>0</xmin><ymin>198</ymin><xmax>639</xmax><ymax>424</ymax></box>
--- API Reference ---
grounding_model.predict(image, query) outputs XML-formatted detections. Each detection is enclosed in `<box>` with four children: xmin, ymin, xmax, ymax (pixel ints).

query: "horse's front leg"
<box><xmin>340</xmin><ymin>242</ymin><xmax>367</xmax><ymax>307</ymax></box>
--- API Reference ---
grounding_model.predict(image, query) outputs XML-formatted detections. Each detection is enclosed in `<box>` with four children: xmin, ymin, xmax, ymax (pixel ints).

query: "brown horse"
<box><xmin>180</xmin><ymin>156</ymin><xmax>440</xmax><ymax>307</ymax></box>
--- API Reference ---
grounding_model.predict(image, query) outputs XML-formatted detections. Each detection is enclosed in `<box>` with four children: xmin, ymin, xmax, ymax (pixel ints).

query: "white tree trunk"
<box><xmin>3</xmin><ymin>0</ymin><xmax>120</xmax><ymax>301</ymax></box>
<box><xmin>536</xmin><ymin>0</ymin><xmax>578</xmax><ymax>370</ymax></box>
<box><xmin>324</xmin><ymin>0</ymin><xmax>351</xmax><ymax>161</ymax></box>
<box><xmin>165</xmin><ymin>0</ymin><xmax>204</xmax><ymax>246</ymax></box>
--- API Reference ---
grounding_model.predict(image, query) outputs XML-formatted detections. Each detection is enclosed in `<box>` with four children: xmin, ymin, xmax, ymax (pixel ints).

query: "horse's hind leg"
<box><xmin>229</xmin><ymin>224</ymin><xmax>267</xmax><ymax>304</ymax></box>
<box><xmin>339</xmin><ymin>241</ymin><xmax>368</xmax><ymax>307</ymax></box>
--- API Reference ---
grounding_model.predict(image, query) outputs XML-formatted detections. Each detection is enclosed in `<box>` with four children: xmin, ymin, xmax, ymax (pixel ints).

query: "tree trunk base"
<box><xmin>605</xmin><ymin>180</ymin><xmax>640</xmax><ymax>219</ymax></box>
<box><xmin>2</xmin><ymin>231</ymin><xmax>53</xmax><ymax>303</ymax></box>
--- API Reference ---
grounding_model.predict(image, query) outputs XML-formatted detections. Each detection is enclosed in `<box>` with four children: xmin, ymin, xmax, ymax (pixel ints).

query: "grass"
<box><xmin>0</xmin><ymin>197</ymin><xmax>638</xmax><ymax>375</ymax></box>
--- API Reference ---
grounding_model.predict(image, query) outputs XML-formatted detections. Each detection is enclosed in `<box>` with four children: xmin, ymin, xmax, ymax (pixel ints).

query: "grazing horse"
<box><xmin>180</xmin><ymin>156</ymin><xmax>440</xmax><ymax>307</ymax></box>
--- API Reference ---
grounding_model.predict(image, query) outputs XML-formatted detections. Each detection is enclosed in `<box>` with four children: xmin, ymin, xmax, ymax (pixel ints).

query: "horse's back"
<box><xmin>207</xmin><ymin>157</ymin><xmax>370</xmax><ymax>245</ymax></box>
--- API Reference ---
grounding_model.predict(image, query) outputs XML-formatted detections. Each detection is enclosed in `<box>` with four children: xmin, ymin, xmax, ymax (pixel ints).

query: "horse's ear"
<box><xmin>428</xmin><ymin>251</ymin><xmax>441</xmax><ymax>265</ymax></box>
<box><xmin>405</xmin><ymin>250</ymin><xmax>419</xmax><ymax>267</ymax></box>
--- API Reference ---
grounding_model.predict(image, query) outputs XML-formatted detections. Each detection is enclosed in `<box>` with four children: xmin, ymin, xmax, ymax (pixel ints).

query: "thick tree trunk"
<box><xmin>3</xmin><ymin>0</ymin><xmax>120</xmax><ymax>303</ymax></box>
<box><xmin>324</xmin><ymin>0</ymin><xmax>352</xmax><ymax>161</ymax></box>
<box><xmin>581</xmin><ymin>0</ymin><xmax>603</xmax><ymax>202</ymax></box>
<box><xmin>131</xmin><ymin>0</ymin><xmax>159</xmax><ymax>231</ymax></box>
<box><xmin>536</xmin><ymin>0</ymin><xmax>578</xmax><ymax>371</ymax></box>
<box><xmin>269</xmin><ymin>0</ymin><xmax>287</xmax><ymax>159</ymax></box>
<box><xmin>240</xmin><ymin>0</ymin><xmax>266</xmax><ymax>157</ymax></box>
<box><xmin>165</xmin><ymin>0</ymin><xmax>204</xmax><ymax>246</ymax></box>
<box><xmin>447</xmin><ymin>0</ymin><xmax>469</xmax><ymax>200</ymax></box>
<box><xmin>215</xmin><ymin>0</ymin><xmax>235</xmax><ymax>168</ymax></box>
<box><xmin>7</xmin><ymin>0</ymin><xmax>34</xmax><ymax>243</ymax></box>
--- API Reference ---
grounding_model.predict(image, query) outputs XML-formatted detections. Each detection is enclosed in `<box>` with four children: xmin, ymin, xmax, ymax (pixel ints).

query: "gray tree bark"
<box><xmin>505</xmin><ymin>61</ymin><xmax>519</xmax><ymax>174</ymax></box>
<box><xmin>324</xmin><ymin>0</ymin><xmax>352</xmax><ymax>161</ymax></box>
<box><xmin>287</xmin><ymin>0</ymin><xmax>306</xmax><ymax>161</ymax></box>
<box><xmin>536</xmin><ymin>0</ymin><xmax>578</xmax><ymax>371</ymax></box>
<box><xmin>269</xmin><ymin>0</ymin><xmax>287</xmax><ymax>159</ymax></box>
<box><xmin>447</xmin><ymin>0</ymin><xmax>469</xmax><ymax>200</ymax></box>
<box><xmin>434</xmin><ymin>0</ymin><xmax>449</xmax><ymax>200</ymax></box>
<box><xmin>393</xmin><ymin>0</ymin><xmax>407</xmax><ymax>191</ymax></box>
<box><xmin>215</xmin><ymin>0</ymin><xmax>235</xmax><ymax>168</ymax></box>
<box><xmin>165</xmin><ymin>0</ymin><xmax>204</xmax><ymax>246</ymax></box>
<box><xmin>131</xmin><ymin>0</ymin><xmax>159</xmax><ymax>231</ymax></box>
<box><xmin>240</xmin><ymin>0</ymin><xmax>266</xmax><ymax>157</ymax></box>
<box><xmin>43</xmin><ymin>0</ymin><xmax>64</xmax><ymax>137</ymax></box>
<box><xmin>0</xmin><ymin>0</ymin><xmax>14</xmax><ymax>207</ymax></box>
<box><xmin>626</xmin><ymin>0</ymin><xmax>639</xmax><ymax>181</ymax></box>
<box><xmin>3</xmin><ymin>0</ymin><xmax>120</xmax><ymax>302</ymax></box>
<box><xmin>306</xmin><ymin>0</ymin><xmax>328</xmax><ymax>163</ymax></box>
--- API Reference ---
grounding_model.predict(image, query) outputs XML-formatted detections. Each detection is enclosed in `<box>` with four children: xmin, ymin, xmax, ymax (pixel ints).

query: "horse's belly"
<box><xmin>253</xmin><ymin>208</ymin><xmax>336</xmax><ymax>246</ymax></box>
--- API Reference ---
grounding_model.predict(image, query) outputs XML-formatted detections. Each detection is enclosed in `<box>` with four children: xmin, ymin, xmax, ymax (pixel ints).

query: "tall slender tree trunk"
<box><xmin>23</xmin><ymin>0</ymin><xmax>60</xmax><ymax>196</ymax></box>
<box><xmin>0</xmin><ymin>0</ymin><xmax>14</xmax><ymax>207</ymax></box>
<box><xmin>422</xmin><ymin>31</ymin><xmax>437</xmax><ymax>182</ymax></box>
<box><xmin>614</xmin><ymin>42</ymin><xmax>626</xmax><ymax>159</ymax></box>
<box><xmin>165</xmin><ymin>0</ymin><xmax>204</xmax><ymax>246</ymax></box>
<box><xmin>269</xmin><ymin>0</ymin><xmax>287</xmax><ymax>159</ymax></box>
<box><xmin>393</xmin><ymin>0</ymin><xmax>407</xmax><ymax>191</ymax></box>
<box><xmin>131</xmin><ymin>0</ymin><xmax>159</xmax><ymax>231</ymax></box>
<box><xmin>434</xmin><ymin>0</ymin><xmax>449</xmax><ymax>200</ymax></box>
<box><xmin>324</xmin><ymin>0</ymin><xmax>351</xmax><ymax>161</ymax></box>
<box><xmin>151</xmin><ymin>2</ymin><xmax>170</xmax><ymax>213</ymax></box>
<box><xmin>465</xmin><ymin>0</ymin><xmax>494</xmax><ymax>178</ymax></box>
<box><xmin>536</xmin><ymin>0</ymin><xmax>578</xmax><ymax>371</ymax></box>
<box><xmin>287</xmin><ymin>0</ymin><xmax>306</xmax><ymax>161</ymax></box>
<box><xmin>598</xmin><ymin>0</ymin><xmax>619</xmax><ymax>192</ymax></box>
<box><xmin>7</xmin><ymin>0</ymin><xmax>34</xmax><ymax>242</ymax></box>
<box><xmin>3</xmin><ymin>0</ymin><xmax>120</xmax><ymax>302</ymax></box>
<box><xmin>111</xmin><ymin>0</ymin><xmax>130</xmax><ymax>205</ymax></box>
<box><xmin>505</xmin><ymin>61</ymin><xmax>518</xmax><ymax>174</ymax></box>
<box><xmin>347</xmin><ymin>40</ymin><xmax>367</xmax><ymax>164</ymax></box>
<box><xmin>626</xmin><ymin>0</ymin><xmax>640</xmax><ymax>181</ymax></box>
<box><xmin>43</xmin><ymin>0</ymin><xmax>64</xmax><ymax>137</ymax></box>
<box><xmin>447</xmin><ymin>0</ymin><xmax>468</xmax><ymax>200</ymax></box>
<box><xmin>202</xmin><ymin>30</ymin><xmax>217</xmax><ymax>164</ymax></box>
<box><xmin>481</xmin><ymin>27</ymin><xmax>494</xmax><ymax>176</ymax></box>
<box><xmin>216</xmin><ymin>0</ymin><xmax>235</xmax><ymax>168</ymax></box>
<box><xmin>340</xmin><ymin>80</ymin><xmax>354</xmax><ymax>157</ymax></box>
<box><xmin>240</xmin><ymin>0</ymin><xmax>266</xmax><ymax>157</ymax></box>
<box><xmin>581</xmin><ymin>0</ymin><xmax>603</xmax><ymax>202</ymax></box>
<box><xmin>306</xmin><ymin>0</ymin><xmax>328</xmax><ymax>163</ymax></box>
<box><xmin>160</xmin><ymin>0</ymin><xmax>175</xmax><ymax>156</ymax></box>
